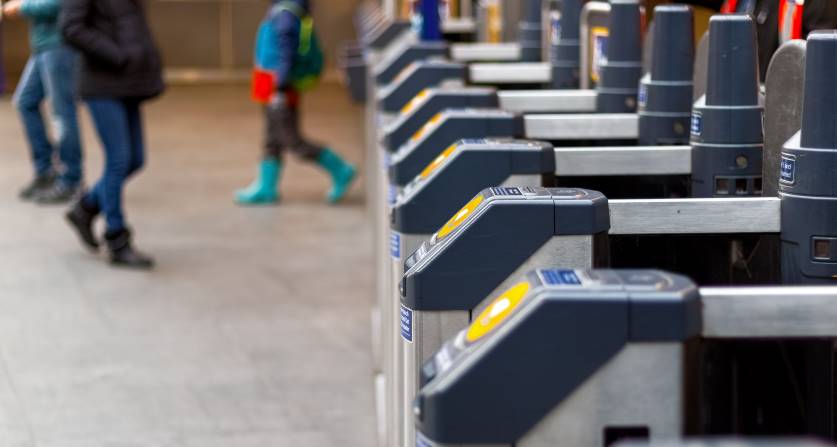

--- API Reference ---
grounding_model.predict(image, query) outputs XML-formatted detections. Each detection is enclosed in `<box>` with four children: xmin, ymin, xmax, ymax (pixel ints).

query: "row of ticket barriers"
<box><xmin>343</xmin><ymin>1</ymin><xmax>837</xmax><ymax>446</ymax></box>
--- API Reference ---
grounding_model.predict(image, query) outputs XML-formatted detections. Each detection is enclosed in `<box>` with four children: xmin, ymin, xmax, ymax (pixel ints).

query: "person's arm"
<box><xmin>274</xmin><ymin>8</ymin><xmax>300</xmax><ymax>89</ymax></box>
<box><xmin>60</xmin><ymin>0</ymin><xmax>125</xmax><ymax>69</ymax></box>
<box><xmin>19</xmin><ymin>0</ymin><xmax>60</xmax><ymax>20</ymax></box>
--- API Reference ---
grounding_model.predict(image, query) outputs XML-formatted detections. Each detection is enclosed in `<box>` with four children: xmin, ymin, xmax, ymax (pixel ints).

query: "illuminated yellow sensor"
<box><xmin>435</xmin><ymin>194</ymin><xmax>484</xmax><ymax>241</ymax></box>
<box><xmin>466</xmin><ymin>281</ymin><xmax>531</xmax><ymax>343</ymax></box>
<box><xmin>401</xmin><ymin>89</ymin><xmax>431</xmax><ymax>116</ymax></box>
<box><xmin>420</xmin><ymin>144</ymin><xmax>458</xmax><ymax>179</ymax></box>
<box><xmin>411</xmin><ymin>113</ymin><xmax>444</xmax><ymax>143</ymax></box>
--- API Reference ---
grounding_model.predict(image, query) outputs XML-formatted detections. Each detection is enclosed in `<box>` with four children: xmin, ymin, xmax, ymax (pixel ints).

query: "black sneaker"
<box><xmin>66</xmin><ymin>199</ymin><xmax>100</xmax><ymax>251</ymax></box>
<box><xmin>36</xmin><ymin>182</ymin><xmax>82</xmax><ymax>205</ymax></box>
<box><xmin>19</xmin><ymin>174</ymin><xmax>55</xmax><ymax>201</ymax></box>
<box><xmin>105</xmin><ymin>229</ymin><xmax>154</xmax><ymax>270</ymax></box>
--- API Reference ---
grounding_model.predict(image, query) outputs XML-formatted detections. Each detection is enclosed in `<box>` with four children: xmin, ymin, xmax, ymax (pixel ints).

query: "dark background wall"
<box><xmin>1</xmin><ymin>0</ymin><xmax>364</xmax><ymax>88</ymax></box>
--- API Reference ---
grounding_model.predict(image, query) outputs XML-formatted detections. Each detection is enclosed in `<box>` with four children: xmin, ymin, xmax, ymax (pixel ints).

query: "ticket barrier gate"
<box><xmin>377</xmin><ymin>0</ymin><xmax>614</xmax><ymax>178</ymax></box>
<box><xmin>399</xmin><ymin>31</ymin><xmax>837</xmax><ymax>439</ymax></box>
<box><xmin>378</xmin><ymin>0</ymin><xmax>591</xmax><ymax>114</ymax></box>
<box><xmin>342</xmin><ymin>4</ymin><xmax>413</xmax><ymax>103</ymax></box>
<box><xmin>450</xmin><ymin>0</ymin><xmax>587</xmax><ymax>92</ymax></box>
<box><xmin>448</xmin><ymin>0</ymin><xmax>544</xmax><ymax>63</ymax></box>
<box><xmin>372</xmin><ymin>0</ymin><xmax>642</xmax><ymax>222</ymax></box>
<box><xmin>379</xmin><ymin>6</ymin><xmax>690</xmax><ymax>441</ymax></box>
<box><xmin>466</xmin><ymin>0</ymin><xmax>604</xmax><ymax>87</ymax></box>
<box><xmin>367</xmin><ymin>0</ymin><xmax>639</xmax><ymax>392</ymax></box>
<box><xmin>376</xmin><ymin>0</ymin><xmax>591</xmax><ymax>115</ymax></box>
<box><xmin>388</xmin><ymin>140</ymin><xmax>557</xmax><ymax>447</ymax></box>
<box><xmin>362</xmin><ymin>14</ymin><xmax>440</xmax><ymax>447</ymax></box>
<box><xmin>553</xmin><ymin>12</ymin><xmax>761</xmax><ymax>200</ymax></box>
<box><xmin>389</xmin><ymin>2</ymin><xmax>689</xmax><ymax>188</ymax></box>
<box><xmin>377</xmin><ymin>60</ymin><xmax>469</xmax><ymax>115</ymax></box>
<box><xmin>415</xmin><ymin>268</ymin><xmax>837</xmax><ymax>446</ymax></box>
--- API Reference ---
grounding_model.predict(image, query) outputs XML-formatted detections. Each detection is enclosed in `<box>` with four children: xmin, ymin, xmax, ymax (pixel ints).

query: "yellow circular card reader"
<box><xmin>411</xmin><ymin>113</ymin><xmax>444</xmax><ymax>142</ymax></box>
<box><xmin>401</xmin><ymin>88</ymin><xmax>431</xmax><ymax>116</ymax></box>
<box><xmin>466</xmin><ymin>281</ymin><xmax>531</xmax><ymax>343</ymax></box>
<box><xmin>435</xmin><ymin>194</ymin><xmax>483</xmax><ymax>241</ymax></box>
<box><xmin>420</xmin><ymin>143</ymin><xmax>458</xmax><ymax>179</ymax></box>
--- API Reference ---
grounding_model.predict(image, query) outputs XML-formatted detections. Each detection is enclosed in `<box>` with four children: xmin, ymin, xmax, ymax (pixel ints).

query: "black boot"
<box><xmin>66</xmin><ymin>199</ymin><xmax>100</xmax><ymax>251</ymax></box>
<box><xmin>105</xmin><ymin>229</ymin><xmax>154</xmax><ymax>269</ymax></box>
<box><xmin>19</xmin><ymin>174</ymin><xmax>55</xmax><ymax>201</ymax></box>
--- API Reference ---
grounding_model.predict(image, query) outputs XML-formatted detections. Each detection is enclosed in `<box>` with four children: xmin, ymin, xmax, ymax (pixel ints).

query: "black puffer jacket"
<box><xmin>60</xmin><ymin>0</ymin><xmax>165</xmax><ymax>100</ymax></box>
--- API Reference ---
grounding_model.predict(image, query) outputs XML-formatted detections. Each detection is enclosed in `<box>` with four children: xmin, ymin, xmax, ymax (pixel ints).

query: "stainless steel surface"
<box><xmin>497</xmin><ymin>90</ymin><xmax>598</xmax><ymax>113</ymax></box>
<box><xmin>365</xmin><ymin>35</ymin><xmax>414</xmax><ymax>447</ymax></box>
<box><xmin>442</xmin><ymin>17</ymin><xmax>477</xmax><ymax>34</ymax></box>
<box><xmin>701</xmin><ymin>287</ymin><xmax>837</xmax><ymax>338</ymax></box>
<box><xmin>450</xmin><ymin>42</ymin><xmax>522</xmax><ymax>62</ymax></box>
<box><xmin>403</xmin><ymin>310</ymin><xmax>470</xmax><ymax>447</ymax></box>
<box><xmin>391</xmin><ymin>233</ymin><xmax>431</xmax><ymax>447</ymax></box>
<box><xmin>468</xmin><ymin>62</ymin><xmax>552</xmax><ymax>84</ymax></box>
<box><xmin>523</xmin><ymin>114</ymin><xmax>639</xmax><ymax>140</ymax></box>
<box><xmin>580</xmin><ymin>2</ymin><xmax>611</xmax><ymax>90</ymax></box>
<box><xmin>763</xmin><ymin>41</ymin><xmax>806</xmax><ymax>197</ymax></box>
<box><xmin>519</xmin><ymin>344</ymin><xmax>685</xmax><ymax>447</ymax></box>
<box><xmin>554</xmin><ymin>146</ymin><xmax>692</xmax><ymax>176</ymax></box>
<box><xmin>608</xmin><ymin>198</ymin><xmax>782</xmax><ymax>235</ymax></box>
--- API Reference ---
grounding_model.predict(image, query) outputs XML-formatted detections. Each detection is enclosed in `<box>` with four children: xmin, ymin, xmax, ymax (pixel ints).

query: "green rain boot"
<box><xmin>317</xmin><ymin>149</ymin><xmax>357</xmax><ymax>204</ymax></box>
<box><xmin>235</xmin><ymin>158</ymin><xmax>281</xmax><ymax>205</ymax></box>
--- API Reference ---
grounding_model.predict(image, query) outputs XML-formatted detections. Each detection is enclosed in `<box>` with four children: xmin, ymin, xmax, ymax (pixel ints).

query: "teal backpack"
<box><xmin>258</xmin><ymin>1</ymin><xmax>325</xmax><ymax>91</ymax></box>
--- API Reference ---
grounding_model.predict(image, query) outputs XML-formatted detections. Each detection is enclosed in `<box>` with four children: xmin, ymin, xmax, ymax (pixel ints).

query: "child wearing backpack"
<box><xmin>236</xmin><ymin>0</ymin><xmax>357</xmax><ymax>205</ymax></box>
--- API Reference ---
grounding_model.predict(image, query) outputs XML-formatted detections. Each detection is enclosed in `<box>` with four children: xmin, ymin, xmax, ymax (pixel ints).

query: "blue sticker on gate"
<box><xmin>400</xmin><ymin>305</ymin><xmax>413</xmax><ymax>343</ymax></box>
<box><xmin>541</xmin><ymin>269</ymin><xmax>583</xmax><ymax>286</ymax></box>
<box><xmin>690</xmin><ymin>112</ymin><xmax>702</xmax><ymax>136</ymax></box>
<box><xmin>638</xmin><ymin>84</ymin><xmax>648</xmax><ymax>108</ymax></box>
<box><xmin>491</xmin><ymin>187</ymin><xmax>523</xmax><ymax>196</ymax></box>
<box><xmin>388</xmin><ymin>184</ymin><xmax>398</xmax><ymax>206</ymax></box>
<box><xmin>780</xmin><ymin>154</ymin><xmax>796</xmax><ymax>185</ymax></box>
<box><xmin>390</xmin><ymin>232</ymin><xmax>401</xmax><ymax>259</ymax></box>
<box><xmin>382</xmin><ymin>151</ymin><xmax>391</xmax><ymax>170</ymax></box>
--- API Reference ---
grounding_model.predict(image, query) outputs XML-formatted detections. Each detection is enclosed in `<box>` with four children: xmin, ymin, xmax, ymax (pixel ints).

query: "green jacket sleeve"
<box><xmin>20</xmin><ymin>0</ymin><xmax>61</xmax><ymax>20</ymax></box>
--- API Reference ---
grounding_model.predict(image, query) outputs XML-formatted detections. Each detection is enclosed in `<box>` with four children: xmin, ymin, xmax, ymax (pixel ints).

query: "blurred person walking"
<box><xmin>61</xmin><ymin>0</ymin><xmax>165</xmax><ymax>269</ymax></box>
<box><xmin>235</xmin><ymin>0</ymin><xmax>357</xmax><ymax>205</ymax></box>
<box><xmin>3</xmin><ymin>0</ymin><xmax>83</xmax><ymax>203</ymax></box>
<box><xmin>721</xmin><ymin>0</ymin><xmax>837</xmax><ymax>78</ymax></box>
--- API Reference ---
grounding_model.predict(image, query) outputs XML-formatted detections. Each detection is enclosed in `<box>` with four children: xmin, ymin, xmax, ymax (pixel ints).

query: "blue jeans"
<box><xmin>82</xmin><ymin>98</ymin><xmax>145</xmax><ymax>233</ymax></box>
<box><xmin>13</xmin><ymin>46</ymin><xmax>82</xmax><ymax>186</ymax></box>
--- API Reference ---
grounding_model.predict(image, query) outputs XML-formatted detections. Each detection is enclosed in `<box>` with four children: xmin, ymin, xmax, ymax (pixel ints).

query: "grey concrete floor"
<box><xmin>0</xmin><ymin>82</ymin><xmax>376</xmax><ymax>446</ymax></box>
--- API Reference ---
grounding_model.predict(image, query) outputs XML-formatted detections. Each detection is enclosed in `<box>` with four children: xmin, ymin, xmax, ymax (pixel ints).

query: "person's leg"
<box><xmin>282</xmin><ymin>91</ymin><xmax>357</xmax><ymax>204</ymax></box>
<box><xmin>86</xmin><ymin>98</ymin><xmax>131</xmax><ymax>233</ymax></box>
<box><xmin>81</xmin><ymin>98</ymin><xmax>152</xmax><ymax>268</ymax></box>
<box><xmin>36</xmin><ymin>47</ymin><xmax>84</xmax><ymax>203</ymax></box>
<box><xmin>66</xmin><ymin>180</ymin><xmax>101</xmax><ymax>251</ymax></box>
<box><xmin>12</xmin><ymin>54</ymin><xmax>55</xmax><ymax>199</ymax></box>
<box><xmin>234</xmin><ymin>99</ymin><xmax>284</xmax><ymax>205</ymax></box>
<box><xmin>124</xmin><ymin>99</ymin><xmax>146</xmax><ymax>180</ymax></box>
